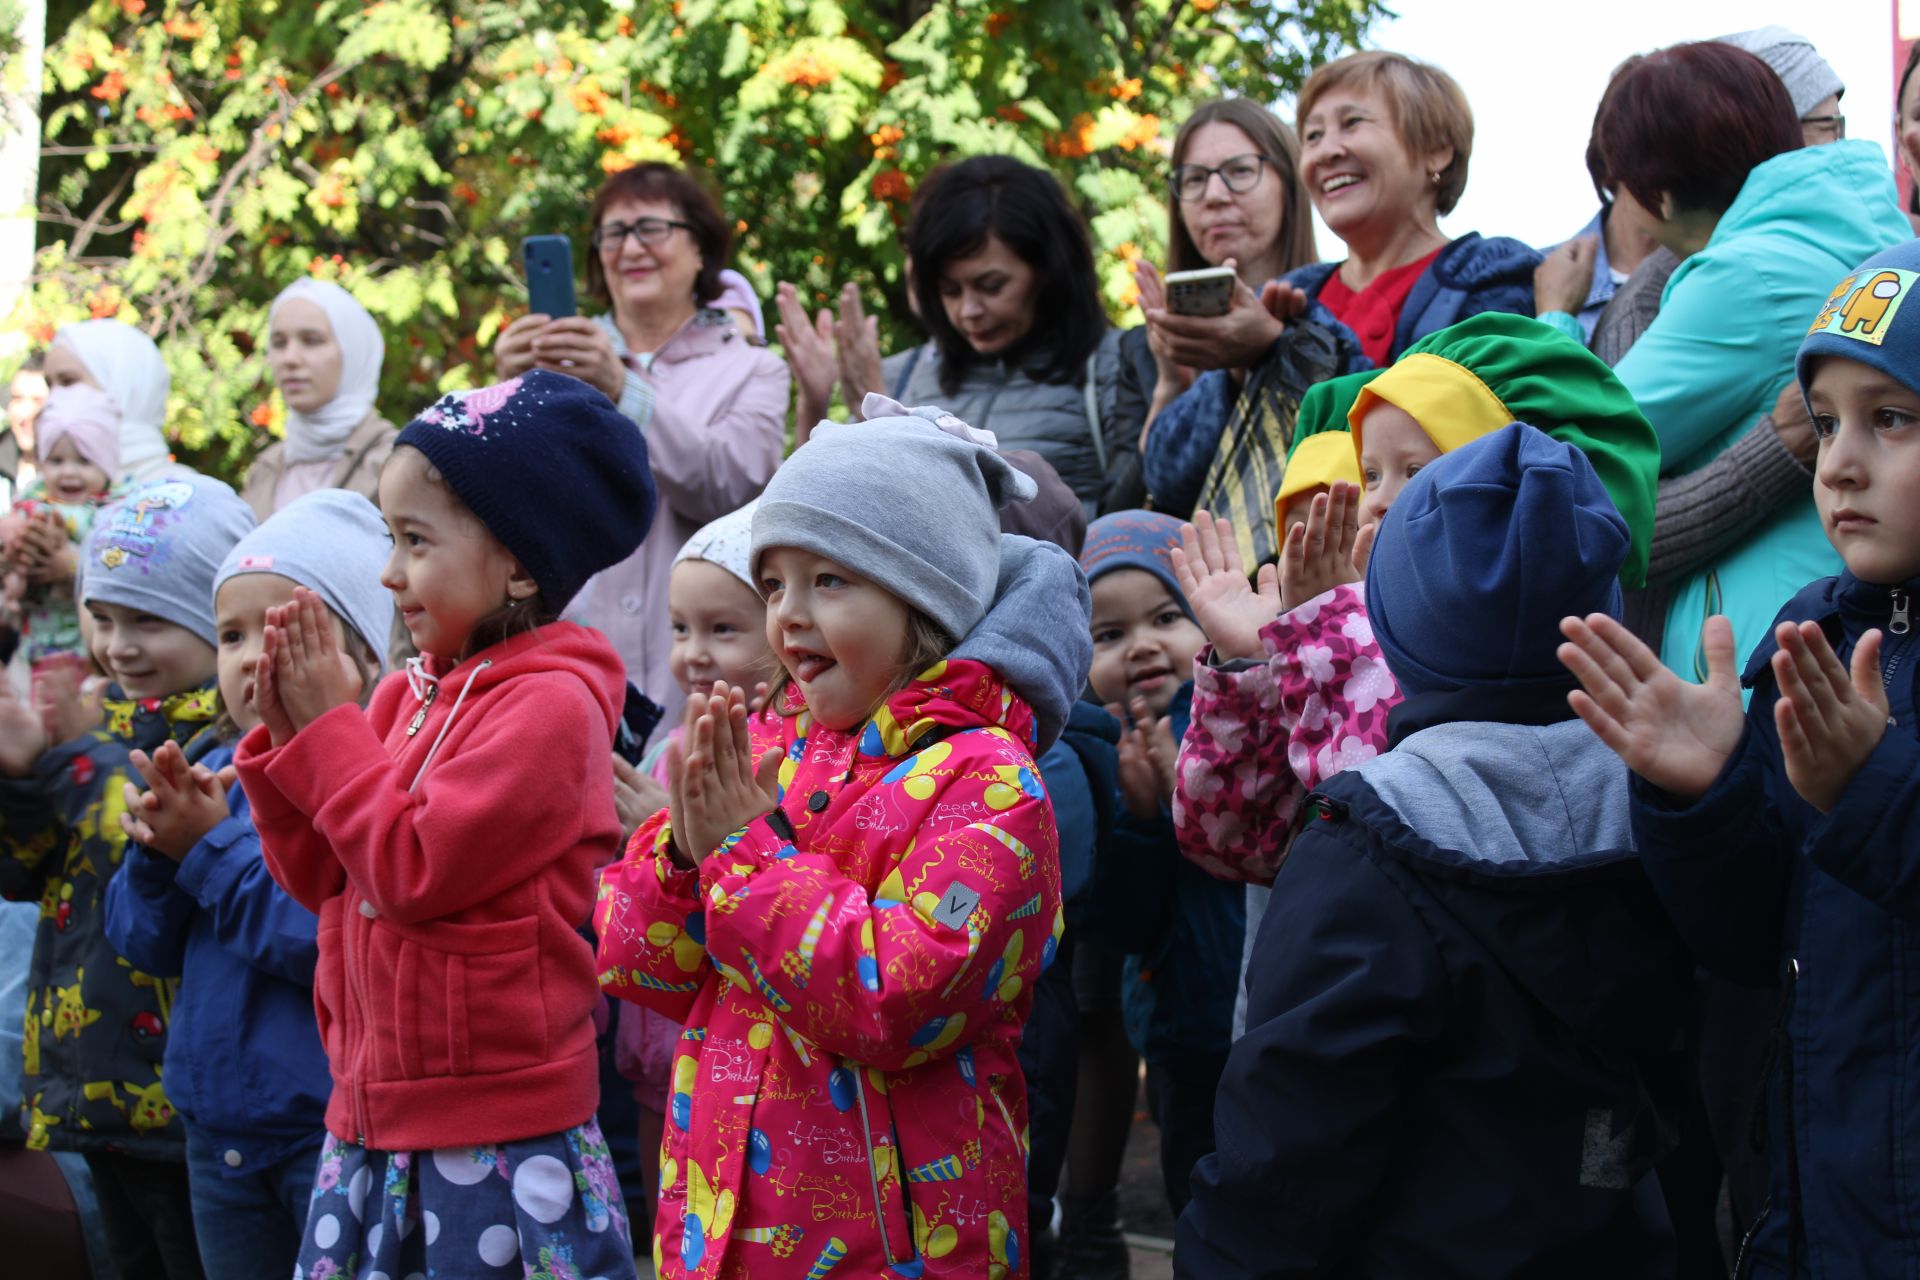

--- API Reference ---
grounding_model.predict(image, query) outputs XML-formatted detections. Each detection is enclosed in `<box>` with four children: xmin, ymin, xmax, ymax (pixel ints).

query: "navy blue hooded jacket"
<box><xmin>1142</xmin><ymin>232</ymin><xmax>1540</xmax><ymax>517</ymax></box>
<box><xmin>1633</xmin><ymin>571</ymin><xmax>1920</xmax><ymax>1279</ymax></box>
<box><xmin>102</xmin><ymin>741</ymin><xmax>329</xmax><ymax>1174</ymax></box>
<box><xmin>1176</xmin><ymin>716</ymin><xmax>1688</xmax><ymax>1279</ymax></box>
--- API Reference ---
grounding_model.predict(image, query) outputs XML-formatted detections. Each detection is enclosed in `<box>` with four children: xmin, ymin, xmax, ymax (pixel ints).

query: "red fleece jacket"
<box><xmin>236</xmin><ymin>622</ymin><xmax>624</xmax><ymax>1150</ymax></box>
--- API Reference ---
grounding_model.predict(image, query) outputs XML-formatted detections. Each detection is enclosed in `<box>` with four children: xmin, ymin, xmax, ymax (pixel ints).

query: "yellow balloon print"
<box><xmin>646</xmin><ymin>920</ymin><xmax>706</xmax><ymax>972</ymax></box>
<box><xmin>996</xmin><ymin>933</ymin><xmax>1026</xmax><ymax>1003</ymax></box>
<box><xmin>891</xmin><ymin>740</ymin><xmax>953</xmax><ymax>802</ymax></box>
<box><xmin>748</xmin><ymin>1020</ymin><xmax>774</xmax><ymax>1051</ymax></box>
<box><xmin>912</xmin><ymin>1204</ymin><xmax>959</xmax><ymax>1259</ymax></box>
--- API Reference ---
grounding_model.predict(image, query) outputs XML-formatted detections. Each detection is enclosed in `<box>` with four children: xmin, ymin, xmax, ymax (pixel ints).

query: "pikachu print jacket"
<box><xmin>0</xmin><ymin>683</ymin><xmax>222</xmax><ymax>1157</ymax></box>
<box><xmin>597</xmin><ymin>659</ymin><xmax>1064</xmax><ymax>1280</ymax></box>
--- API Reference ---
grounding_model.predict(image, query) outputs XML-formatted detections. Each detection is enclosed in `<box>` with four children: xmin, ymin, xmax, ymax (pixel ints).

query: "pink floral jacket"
<box><xmin>596</xmin><ymin>659</ymin><xmax>1062</xmax><ymax>1279</ymax></box>
<box><xmin>1172</xmin><ymin>585</ymin><xmax>1402</xmax><ymax>883</ymax></box>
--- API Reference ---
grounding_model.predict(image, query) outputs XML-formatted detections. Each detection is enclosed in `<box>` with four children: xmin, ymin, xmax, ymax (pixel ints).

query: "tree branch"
<box><xmin>67</xmin><ymin>167</ymin><xmax>135</xmax><ymax>260</ymax></box>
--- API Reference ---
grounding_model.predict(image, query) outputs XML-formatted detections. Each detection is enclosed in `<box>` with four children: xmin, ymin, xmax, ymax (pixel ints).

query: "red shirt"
<box><xmin>1318</xmin><ymin>247</ymin><xmax>1445</xmax><ymax>368</ymax></box>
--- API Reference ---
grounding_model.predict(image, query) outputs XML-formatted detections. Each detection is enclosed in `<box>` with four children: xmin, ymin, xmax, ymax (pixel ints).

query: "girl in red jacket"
<box><xmin>597</xmin><ymin>399</ymin><xmax>1092</xmax><ymax>1279</ymax></box>
<box><xmin>234</xmin><ymin>370</ymin><xmax>657</xmax><ymax>1280</ymax></box>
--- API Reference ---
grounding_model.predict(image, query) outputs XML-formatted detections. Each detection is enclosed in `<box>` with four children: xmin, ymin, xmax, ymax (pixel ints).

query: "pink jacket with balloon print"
<box><xmin>1173</xmin><ymin>584</ymin><xmax>1401</xmax><ymax>883</ymax></box>
<box><xmin>596</xmin><ymin>658</ymin><xmax>1061</xmax><ymax>1280</ymax></box>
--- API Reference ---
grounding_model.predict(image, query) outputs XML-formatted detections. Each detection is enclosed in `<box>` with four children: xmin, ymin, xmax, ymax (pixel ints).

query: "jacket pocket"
<box><xmin>379</xmin><ymin>915</ymin><xmax>544</xmax><ymax>1079</ymax></box>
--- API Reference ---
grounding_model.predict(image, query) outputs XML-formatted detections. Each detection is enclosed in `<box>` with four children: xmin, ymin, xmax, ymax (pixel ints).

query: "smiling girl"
<box><xmin>597</xmin><ymin>402</ymin><xmax>1091</xmax><ymax>1278</ymax></box>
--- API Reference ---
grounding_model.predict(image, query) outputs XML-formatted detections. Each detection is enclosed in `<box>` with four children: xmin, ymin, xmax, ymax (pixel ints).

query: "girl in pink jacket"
<box><xmin>235</xmin><ymin>371</ymin><xmax>658</xmax><ymax>1280</ymax></box>
<box><xmin>597</xmin><ymin>400</ymin><xmax>1092</xmax><ymax>1279</ymax></box>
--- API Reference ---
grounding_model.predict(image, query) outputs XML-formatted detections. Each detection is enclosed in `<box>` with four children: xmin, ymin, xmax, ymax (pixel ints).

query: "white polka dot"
<box><xmin>432</xmin><ymin>1147</ymin><xmax>494</xmax><ymax>1186</ymax></box>
<box><xmin>424</xmin><ymin>1211</ymin><xmax>440</xmax><ymax>1245</ymax></box>
<box><xmin>477</xmin><ymin>1223</ymin><xmax>519</xmax><ymax>1267</ymax></box>
<box><xmin>313</xmin><ymin>1213</ymin><xmax>340</xmax><ymax>1250</ymax></box>
<box><xmin>367</xmin><ymin>1223</ymin><xmax>384</xmax><ymax>1256</ymax></box>
<box><xmin>348</xmin><ymin>1167</ymin><xmax>371</xmax><ymax>1220</ymax></box>
<box><xmin>510</xmin><ymin>1154</ymin><xmax>575</xmax><ymax>1224</ymax></box>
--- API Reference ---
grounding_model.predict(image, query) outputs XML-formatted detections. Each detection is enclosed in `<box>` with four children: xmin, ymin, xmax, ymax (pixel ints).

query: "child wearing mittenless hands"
<box><xmin>1560</xmin><ymin>240</ymin><xmax>1920</xmax><ymax>1279</ymax></box>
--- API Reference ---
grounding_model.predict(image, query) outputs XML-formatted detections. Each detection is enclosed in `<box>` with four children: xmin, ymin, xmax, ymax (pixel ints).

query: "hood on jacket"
<box><xmin>1430</xmin><ymin>231</ymin><xmax>1544</xmax><ymax>291</ymax></box>
<box><xmin>1333</xmin><ymin>719</ymin><xmax>1684</xmax><ymax>1056</ymax></box>
<box><xmin>949</xmin><ymin>533</ymin><xmax>1093</xmax><ymax>753</ymax></box>
<box><xmin>410</xmin><ymin>621</ymin><xmax>626</xmax><ymax>733</ymax></box>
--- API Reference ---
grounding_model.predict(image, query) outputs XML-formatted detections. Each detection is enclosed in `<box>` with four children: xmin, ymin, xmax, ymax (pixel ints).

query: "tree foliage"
<box><xmin>20</xmin><ymin>0</ymin><xmax>1383</xmax><ymax>482</ymax></box>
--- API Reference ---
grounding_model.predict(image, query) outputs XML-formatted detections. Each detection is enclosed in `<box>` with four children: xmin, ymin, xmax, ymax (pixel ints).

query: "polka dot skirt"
<box><xmin>294</xmin><ymin>1117</ymin><xmax>636</xmax><ymax>1280</ymax></box>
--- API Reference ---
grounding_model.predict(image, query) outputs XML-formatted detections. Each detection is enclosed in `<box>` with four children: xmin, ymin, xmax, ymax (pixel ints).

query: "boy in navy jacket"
<box><xmin>1563</xmin><ymin>239</ymin><xmax>1920</xmax><ymax>1278</ymax></box>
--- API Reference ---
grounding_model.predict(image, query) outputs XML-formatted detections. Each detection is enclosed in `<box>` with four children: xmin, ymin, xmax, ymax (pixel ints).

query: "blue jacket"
<box><xmin>101</xmin><ymin>742</ymin><xmax>329</xmax><ymax>1175</ymax></box>
<box><xmin>1076</xmin><ymin>684</ymin><xmax>1243</xmax><ymax>1068</ymax></box>
<box><xmin>1633</xmin><ymin>572</ymin><xmax>1920</xmax><ymax>1278</ymax></box>
<box><xmin>1142</xmin><ymin>233</ymin><xmax>1539</xmax><ymax>517</ymax></box>
<box><xmin>1036</xmin><ymin>699</ymin><xmax>1120</xmax><ymax>910</ymax></box>
<box><xmin>1177</xmin><ymin>716</ymin><xmax>1688</xmax><ymax>1279</ymax></box>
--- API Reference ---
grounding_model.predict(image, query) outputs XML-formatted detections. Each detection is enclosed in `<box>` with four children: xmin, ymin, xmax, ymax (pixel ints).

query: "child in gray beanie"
<box><xmin>597</xmin><ymin>398</ymin><xmax>1092</xmax><ymax>1279</ymax></box>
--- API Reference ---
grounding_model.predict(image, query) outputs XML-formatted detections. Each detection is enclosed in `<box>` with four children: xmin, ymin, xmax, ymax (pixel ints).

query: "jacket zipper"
<box><xmin>1882</xmin><ymin>591</ymin><xmax>1912</xmax><ymax>727</ymax></box>
<box><xmin>852</xmin><ymin>1065</ymin><xmax>912</xmax><ymax>1267</ymax></box>
<box><xmin>405</xmin><ymin>683</ymin><xmax>438</xmax><ymax>737</ymax></box>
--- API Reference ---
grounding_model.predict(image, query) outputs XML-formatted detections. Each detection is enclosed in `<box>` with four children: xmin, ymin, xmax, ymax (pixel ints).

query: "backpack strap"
<box><xmin>1083</xmin><ymin>348</ymin><xmax>1108</xmax><ymax>475</ymax></box>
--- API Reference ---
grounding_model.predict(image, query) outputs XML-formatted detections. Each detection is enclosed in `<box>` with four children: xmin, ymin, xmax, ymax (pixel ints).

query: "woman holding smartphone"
<box><xmin>493</xmin><ymin>162</ymin><xmax>788</xmax><ymax>730</ymax></box>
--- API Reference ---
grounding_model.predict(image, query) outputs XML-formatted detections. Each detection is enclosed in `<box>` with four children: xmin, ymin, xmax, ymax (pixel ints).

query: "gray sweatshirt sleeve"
<box><xmin>1645</xmin><ymin>415</ymin><xmax>1812</xmax><ymax>585</ymax></box>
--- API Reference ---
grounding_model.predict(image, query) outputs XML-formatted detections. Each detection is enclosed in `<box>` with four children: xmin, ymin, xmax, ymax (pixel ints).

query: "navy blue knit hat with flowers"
<box><xmin>394</xmin><ymin>369</ymin><xmax>656</xmax><ymax>610</ymax></box>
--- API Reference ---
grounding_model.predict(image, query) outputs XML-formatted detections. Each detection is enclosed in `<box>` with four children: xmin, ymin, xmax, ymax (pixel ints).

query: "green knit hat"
<box><xmin>1291</xmin><ymin>370</ymin><xmax>1381</xmax><ymax>461</ymax></box>
<box><xmin>1294</xmin><ymin>315</ymin><xmax>1658</xmax><ymax>589</ymax></box>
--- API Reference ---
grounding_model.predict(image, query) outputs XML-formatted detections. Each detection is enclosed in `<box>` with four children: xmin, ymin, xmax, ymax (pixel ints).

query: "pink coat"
<box><xmin>577</xmin><ymin>312</ymin><xmax>790</xmax><ymax>727</ymax></box>
<box><xmin>596</xmin><ymin>660</ymin><xmax>1061</xmax><ymax>1279</ymax></box>
<box><xmin>1173</xmin><ymin>585</ymin><xmax>1402</xmax><ymax>883</ymax></box>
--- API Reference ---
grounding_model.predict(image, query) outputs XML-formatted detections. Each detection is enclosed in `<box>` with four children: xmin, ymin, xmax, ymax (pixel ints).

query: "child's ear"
<box><xmin>505</xmin><ymin>561</ymin><xmax>540</xmax><ymax>604</ymax></box>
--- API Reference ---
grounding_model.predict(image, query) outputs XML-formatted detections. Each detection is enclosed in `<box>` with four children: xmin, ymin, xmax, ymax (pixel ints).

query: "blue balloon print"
<box><xmin>881</xmin><ymin>753</ymin><xmax>917</xmax><ymax>784</ymax></box>
<box><xmin>1040</xmin><ymin>934</ymin><xmax>1058</xmax><ymax>972</ymax></box>
<box><xmin>858</xmin><ymin>954</ymin><xmax>881</xmax><ymax>992</ymax></box>
<box><xmin>1018</xmin><ymin>766</ymin><xmax>1044</xmax><ymax>799</ymax></box>
<box><xmin>749</xmin><ymin>1127</ymin><xmax>772</xmax><ymax>1175</ymax></box>
<box><xmin>909</xmin><ymin>1015</ymin><xmax>947</xmax><ymax>1047</ymax></box>
<box><xmin>682</xmin><ymin>1213</ymin><xmax>706</xmax><ymax>1267</ymax></box>
<box><xmin>982</xmin><ymin>957</ymin><xmax>1005</xmax><ymax>998</ymax></box>
<box><xmin>887</xmin><ymin>1258</ymin><xmax>926</xmax><ymax>1278</ymax></box>
<box><xmin>861</xmin><ymin>723</ymin><xmax>886</xmax><ymax>756</ymax></box>
<box><xmin>956</xmin><ymin>1048</ymin><xmax>977</xmax><ymax>1087</ymax></box>
<box><xmin>1008</xmin><ymin>1229</ymin><xmax>1020</xmax><ymax>1270</ymax></box>
<box><xmin>829</xmin><ymin>1067</ymin><xmax>856</xmax><ymax>1112</ymax></box>
<box><xmin>671</xmin><ymin>1090</ymin><xmax>691</xmax><ymax>1131</ymax></box>
<box><xmin>684</xmin><ymin>911</ymin><xmax>706</xmax><ymax>946</ymax></box>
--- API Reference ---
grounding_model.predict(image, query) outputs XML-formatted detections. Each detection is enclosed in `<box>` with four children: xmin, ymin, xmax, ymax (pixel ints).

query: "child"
<box><xmin>231</xmin><ymin>370</ymin><xmax>657</xmax><ymax>1280</ymax></box>
<box><xmin>1271</xmin><ymin>425</ymin><xmax>1363</xmax><ymax>544</ymax></box>
<box><xmin>1076</xmin><ymin>511</ymin><xmax>1242</xmax><ymax>1224</ymax></box>
<box><xmin>1173</xmin><ymin>314</ymin><xmax>1659</xmax><ymax>885</ymax></box>
<box><xmin>101</xmin><ymin>489</ymin><xmax>394</xmax><ymax>1280</ymax></box>
<box><xmin>3</xmin><ymin>384</ymin><xmax>124</xmax><ymax>666</ymax></box>
<box><xmin>1179</xmin><ymin>424</ymin><xmax>1690</xmax><ymax>1276</ymax></box>
<box><xmin>597</xmin><ymin>402</ymin><xmax>1089</xmax><ymax>1278</ymax></box>
<box><xmin>0</xmin><ymin>471</ymin><xmax>255</xmax><ymax>1280</ymax></box>
<box><xmin>1560</xmin><ymin>240</ymin><xmax>1920</xmax><ymax>1277</ymax></box>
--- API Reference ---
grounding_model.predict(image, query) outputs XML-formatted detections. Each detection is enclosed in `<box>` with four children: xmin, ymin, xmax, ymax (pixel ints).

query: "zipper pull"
<box><xmin>405</xmin><ymin>683</ymin><xmax>439</xmax><ymax>737</ymax></box>
<box><xmin>1893</xmin><ymin>590</ymin><xmax>1911</xmax><ymax>636</ymax></box>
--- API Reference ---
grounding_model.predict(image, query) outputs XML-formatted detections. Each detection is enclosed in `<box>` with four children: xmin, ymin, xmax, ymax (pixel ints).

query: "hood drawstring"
<box><xmin>403</xmin><ymin>656</ymin><xmax>492</xmax><ymax>793</ymax></box>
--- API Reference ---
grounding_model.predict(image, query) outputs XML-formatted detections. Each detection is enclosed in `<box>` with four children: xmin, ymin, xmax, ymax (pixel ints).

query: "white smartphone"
<box><xmin>1164</xmin><ymin>266</ymin><xmax>1237</xmax><ymax>317</ymax></box>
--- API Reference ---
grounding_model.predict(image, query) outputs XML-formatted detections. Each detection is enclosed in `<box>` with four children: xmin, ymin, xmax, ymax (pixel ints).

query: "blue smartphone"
<box><xmin>521</xmin><ymin>234</ymin><xmax>577</xmax><ymax>319</ymax></box>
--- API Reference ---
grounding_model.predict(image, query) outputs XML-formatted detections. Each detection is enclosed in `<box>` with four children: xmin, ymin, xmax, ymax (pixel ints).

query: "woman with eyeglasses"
<box><xmin>494</xmin><ymin>163</ymin><xmax>788</xmax><ymax>731</ymax></box>
<box><xmin>1141</xmin><ymin>54</ymin><xmax>1540</xmax><ymax>519</ymax></box>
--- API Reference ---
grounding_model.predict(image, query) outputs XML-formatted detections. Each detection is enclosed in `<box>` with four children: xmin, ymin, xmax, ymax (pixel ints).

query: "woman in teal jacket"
<box><xmin>1539</xmin><ymin>41</ymin><xmax>1910</xmax><ymax>678</ymax></box>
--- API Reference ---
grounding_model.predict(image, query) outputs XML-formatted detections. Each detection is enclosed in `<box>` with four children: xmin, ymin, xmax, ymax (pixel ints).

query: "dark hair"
<box><xmin>1901</xmin><ymin>43</ymin><xmax>1920</xmax><ymax>215</ymax></box>
<box><xmin>1598</xmin><ymin>43</ymin><xmax>1801</xmax><ymax>220</ymax></box>
<box><xmin>16</xmin><ymin>352</ymin><xmax>44</xmax><ymax>375</ymax></box>
<box><xmin>1167</xmin><ymin>98</ymin><xmax>1317</xmax><ymax>276</ymax></box>
<box><xmin>906</xmin><ymin>155</ymin><xmax>1107</xmax><ymax>396</ymax></box>
<box><xmin>1584</xmin><ymin>55</ymin><xmax>1646</xmax><ymax>202</ymax></box>
<box><xmin>584</xmin><ymin>163</ymin><xmax>731</xmax><ymax>308</ymax></box>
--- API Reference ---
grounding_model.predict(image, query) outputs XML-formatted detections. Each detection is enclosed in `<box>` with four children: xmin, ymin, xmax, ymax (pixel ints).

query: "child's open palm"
<box><xmin>265</xmin><ymin>588</ymin><xmax>362</xmax><ymax>732</ymax></box>
<box><xmin>1559</xmin><ymin>613</ymin><xmax>1745</xmax><ymax>799</ymax></box>
<box><xmin>0</xmin><ymin>681</ymin><xmax>47</xmax><ymax>778</ymax></box>
<box><xmin>1772</xmin><ymin>621</ymin><xmax>1889</xmax><ymax>813</ymax></box>
<box><xmin>668</xmin><ymin>682</ymin><xmax>778</xmax><ymax>868</ymax></box>
<box><xmin>1171</xmin><ymin>511</ymin><xmax>1278</xmax><ymax>663</ymax></box>
<box><xmin>1280</xmin><ymin>482</ymin><xmax>1377</xmax><ymax>613</ymax></box>
<box><xmin>1111</xmin><ymin>696</ymin><xmax>1177</xmax><ymax>822</ymax></box>
<box><xmin>119</xmin><ymin>741</ymin><xmax>230</xmax><ymax>859</ymax></box>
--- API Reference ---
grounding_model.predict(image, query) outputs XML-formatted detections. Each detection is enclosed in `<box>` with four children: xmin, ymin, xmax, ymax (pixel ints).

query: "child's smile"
<box><xmin>759</xmin><ymin>546</ymin><xmax>911</xmax><ymax>731</ymax></box>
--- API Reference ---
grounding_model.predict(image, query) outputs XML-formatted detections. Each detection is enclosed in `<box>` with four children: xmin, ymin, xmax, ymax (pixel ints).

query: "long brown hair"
<box><xmin>1167</xmin><ymin>98</ymin><xmax>1318</xmax><ymax>276</ymax></box>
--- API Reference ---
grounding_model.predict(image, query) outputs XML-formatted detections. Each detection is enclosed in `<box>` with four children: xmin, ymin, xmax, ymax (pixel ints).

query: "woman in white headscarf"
<box><xmin>241</xmin><ymin>279</ymin><xmax>394</xmax><ymax>519</ymax></box>
<box><xmin>42</xmin><ymin>319</ymin><xmax>179</xmax><ymax>482</ymax></box>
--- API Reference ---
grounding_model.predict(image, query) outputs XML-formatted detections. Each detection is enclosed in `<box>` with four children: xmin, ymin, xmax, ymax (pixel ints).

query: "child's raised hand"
<box><xmin>1559</xmin><ymin>613</ymin><xmax>1745</xmax><ymax>800</ymax></box>
<box><xmin>611</xmin><ymin>753</ymin><xmax>669</xmax><ymax>843</ymax></box>
<box><xmin>31</xmin><ymin>655</ymin><xmax>104</xmax><ymax>746</ymax></box>
<box><xmin>118</xmin><ymin>741</ymin><xmax>230</xmax><ymax>859</ymax></box>
<box><xmin>1171</xmin><ymin>511</ymin><xmax>1280</xmax><ymax>664</ymax></box>
<box><xmin>1772</xmin><ymin>620</ymin><xmax>1890</xmax><ymax>813</ymax></box>
<box><xmin>1280</xmin><ymin>482</ymin><xmax>1370</xmax><ymax>613</ymax></box>
<box><xmin>253</xmin><ymin>623</ymin><xmax>297</xmax><ymax>748</ymax></box>
<box><xmin>669</xmin><ymin>682</ymin><xmax>779</xmax><ymax>867</ymax></box>
<box><xmin>270</xmin><ymin>588</ymin><xmax>362</xmax><ymax>731</ymax></box>
<box><xmin>1111</xmin><ymin>697</ymin><xmax>1177</xmax><ymax>822</ymax></box>
<box><xmin>0</xmin><ymin>680</ymin><xmax>47</xmax><ymax>778</ymax></box>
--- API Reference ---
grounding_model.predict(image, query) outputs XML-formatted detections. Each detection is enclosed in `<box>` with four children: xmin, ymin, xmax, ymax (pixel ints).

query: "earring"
<box><xmin>1430</xmin><ymin>171</ymin><xmax>1441</xmax><ymax>185</ymax></box>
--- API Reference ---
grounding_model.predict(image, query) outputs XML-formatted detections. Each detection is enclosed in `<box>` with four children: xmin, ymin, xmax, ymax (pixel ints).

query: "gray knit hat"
<box><xmin>751</xmin><ymin>398</ymin><xmax>1038</xmax><ymax>640</ymax></box>
<box><xmin>1718</xmin><ymin>26</ymin><xmax>1844</xmax><ymax>118</ymax></box>
<box><xmin>215</xmin><ymin>489</ymin><xmax>398</xmax><ymax>672</ymax></box>
<box><xmin>83</xmin><ymin>473</ymin><xmax>256</xmax><ymax>646</ymax></box>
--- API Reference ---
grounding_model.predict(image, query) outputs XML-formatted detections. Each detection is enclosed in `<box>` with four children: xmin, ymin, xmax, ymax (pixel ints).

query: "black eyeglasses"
<box><xmin>1802</xmin><ymin>113</ymin><xmax>1847</xmax><ymax>141</ymax></box>
<box><xmin>1171</xmin><ymin>153</ymin><xmax>1275</xmax><ymax>203</ymax></box>
<box><xmin>591</xmin><ymin>217</ymin><xmax>694</xmax><ymax>250</ymax></box>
